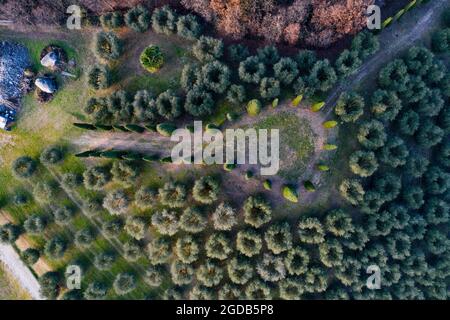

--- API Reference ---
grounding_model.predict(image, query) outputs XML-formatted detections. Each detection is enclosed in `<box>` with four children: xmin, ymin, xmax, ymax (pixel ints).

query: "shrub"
<box><xmin>297</xmin><ymin>217</ymin><xmax>325</xmax><ymax>244</ymax></box>
<box><xmin>113</xmin><ymin>273</ymin><xmax>136</xmax><ymax>295</ymax></box>
<box><xmin>416</xmin><ymin>119</ymin><xmax>444</xmax><ymax>148</ymax></box>
<box><xmin>226</xmin><ymin>84</ymin><xmax>246</xmax><ymax>104</ymax></box>
<box><xmin>274</xmin><ymin>58</ymin><xmax>299</xmax><ymax>85</ymax></box>
<box><xmin>12</xmin><ymin>156</ymin><xmax>36</xmax><ymax>179</ymax></box>
<box><xmin>247</xmin><ymin>99</ymin><xmax>262</xmax><ymax>116</ymax></box>
<box><xmin>227</xmin><ymin>257</ymin><xmax>253</xmax><ymax>285</ymax></box>
<box><xmin>205</xmin><ymin>233</ymin><xmax>232</xmax><ymax>260</ymax></box>
<box><xmin>335</xmin><ymin>49</ymin><xmax>361</xmax><ymax>77</ymax></box>
<box><xmin>349</xmin><ymin>150</ymin><xmax>378</xmax><ymax>177</ymax></box>
<box><xmin>0</xmin><ymin>223</ymin><xmax>20</xmax><ymax>243</ymax></box>
<box><xmin>140</xmin><ymin>45</ymin><xmax>164</xmax><ymax>73</ymax></box>
<box><xmin>125</xmin><ymin>216</ymin><xmax>146</xmax><ymax>240</ymax></box>
<box><xmin>184</xmin><ymin>88</ymin><xmax>215</xmax><ymax>117</ymax></box>
<box><xmin>44</xmin><ymin>236</ymin><xmax>67</xmax><ymax>260</ymax></box>
<box><xmin>335</xmin><ymin>91</ymin><xmax>364</xmax><ymax>123</ymax></box>
<box><xmin>325</xmin><ymin>209</ymin><xmax>354</xmax><ymax>238</ymax></box>
<box><xmin>282</xmin><ymin>185</ymin><xmax>298</xmax><ymax>203</ymax></box>
<box><xmin>125</xmin><ymin>5</ymin><xmax>150</xmax><ymax>32</ymax></box>
<box><xmin>378</xmin><ymin>136</ymin><xmax>409</xmax><ymax>168</ymax></box>
<box><xmin>88</xmin><ymin>64</ymin><xmax>111</xmax><ymax>90</ymax></box>
<box><xmin>357</xmin><ymin>120</ymin><xmax>387</xmax><ymax>149</ymax></box>
<box><xmin>285</xmin><ymin>247</ymin><xmax>309</xmax><ymax>276</ymax></box>
<box><xmin>191</xmin><ymin>176</ymin><xmax>219</xmax><ymax>204</ymax></box>
<box><xmin>171</xmin><ymin>260</ymin><xmax>194</xmax><ymax>285</ymax></box>
<box><xmin>239</xmin><ymin>56</ymin><xmax>266</xmax><ymax>84</ymax></box>
<box><xmin>245</xmin><ymin>280</ymin><xmax>272</xmax><ymax>300</ymax></box>
<box><xmin>33</xmin><ymin>182</ymin><xmax>55</xmax><ymax>204</ymax></box>
<box><xmin>156</xmin><ymin>90</ymin><xmax>182</xmax><ymax>120</ymax></box>
<box><xmin>339</xmin><ymin>179</ymin><xmax>364</xmax><ymax>205</ymax></box>
<box><xmin>256</xmin><ymin>253</ymin><xmax>286</xmax><ymax>282</ymax></box>
<box><xmin>257</xmin><ymin>46</ymin><xmax>280</xmax><ymax>66</ymax></box>
<box><xmin>83</xmin><ymin>166</ymin><xmax>111</xmax><ymax>190</ymax></box>
<box><xmin>192</xmin><ymin>36</ymin><xmax>224</xmax><ymax>62</ymax></box>
<box><xmin>22</xmin><ymin>248</ymin><xmax>40</xmax><ymax>265</ymax></box>
<box><xmin>307</xmin><ymin>59</ymin><xmax>337</xmax><ymax>93</ymax></box>
<box><xmin>264</xmin><ymin>222</ymin><xmax>292</xmax><ymax>254</ymax></box>
<box><xmin>101</xmin><ymin>219</ymin><xmax>123</xmax><ymax>238</ymax></box>
<box><xmin>94</xmin><ymin>251</ymin><xmax>116</xmax><ymax>271</ymax></box>
<box><xmin>103</xmin><ymin>189</ymin><xmax>130</xmax><ymax>215</ymax></box>
<box><xmin>243</xmin><ymin>196</ymin><xmax>272</xmax><ymax>228</ymax></box>
<box><xmin>212</xmin><ymin>202</ymin><xmax>237</xmax><ymax>231</ymax></box>
<box><xmin>151</xmin><ymin>5</ymin><xmax>177</xmax><ymax>35</ymax></box>
<box><xmin>351</xmin><ymin>30</ymin><xmax>379</xmax><ymax>59</ymax></box>
<box><xmin>84</xmin><ymin>281</ymin><xmax>108</xmax><ymax>300</ymax></box>
<box><xmin>74</xmin><ymin>228</ymin><xmax>95</xmax><ymax>248</ymax></box>
<box><xmin>397</xmin><ymin>110</ymin><xmax>420</xmax><ymax>136</ymax></box>
<box><xmin>228</xmin><ymin>44</ymin><xmax>250</xmax><ymax>62</ymax></box>
<box><xmin>236</xmin><ymin>229</ymin><xmax>262</xmax><ymax>257</ymax></box>
<box><xmin>143</xmin><ymin>265</ymin><xmax>165</xmax><ymax>287</ymax></box>
<box><xmin>260</xmin><ymin>77</ymin><xmax>280</xmax><ymax>99</ymax></box>
<box><xmin>432</xmin><ymin>28</ymin><xmax>450</xmax><ymax>53</ymax></box>
<box><xmin>196</xmin><ymin>259</ymin><xmax>224</xmax><ymax>287</ymax></box>
<box><xmin>39</xmin><ymin>272</ymin><xmax>61</xmax><ymax>299</ymax></box>
<box><xmin>156</xmin><ymin>122</ymin><xmax>177</xmax><ymax>137</ymax></box>
<box><xmin>147</xmin><ymin>237</ymin><xmax>171</xmax><ymax>265</ymax></box>
<box><xmin>135</xmin><ymin>186</ymin><xmax>157</xmax><ymax>210</ymax></box>
<box><xmin>158</xmin><ymin>181</ymin><xmax>187</xmax><ymax>208</ymax></box>
<box><xmin>95</xmin><ymin>31</ymin><xmax>123</xmax><ymax>60</ymax></box>
<box><xmin>151</xmin><ymin>209</ymin><xmax>179</xmax><ymax>236</ymax></box>
<box><xmin>175</xmin><ymin>235</ymin><xmax>200</xmax><ymax>264</ymax></box>
<box><xmin>53</xmin><ymin>206</ymin><xmax>75</xmax><ymax>226</ymax></box>
<box><xmin>180</xmin><ymin>207</ymin><xmax>207</xmax><ymax>233</ymax></box>
<box><xmin>24</xmin><ymin>215</ymin><xmax>46</xmax><ymax>235</ymax></box>
<box><xmin>177</xmin><ymin>14</ymin><xmax>202</xmax><ymax>39</ymax></box>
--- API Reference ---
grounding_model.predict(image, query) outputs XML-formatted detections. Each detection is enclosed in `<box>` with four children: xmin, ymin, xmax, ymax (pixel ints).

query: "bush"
<box><xmin>397</xmin><ymin>110</ymin><xmax>420</xmax><ymax>136</ymax></box>
<box><xmin>24</xmin><ymin>215</ymin><xmax>46</xmax><ymax>235</ymax></box>
<box><xmin>226</xmin><ymin>84</ymin><xmax>246</xmax><ymax>104</ymax></box>
<box><xmin>236</xmin><ymin>229</ymin><xmax>262</xmax><ymax>257</ymax></box>
<box><xmin>307</xmin><ymin>59</ymin><xmax>337</xmax><ymax>93</ymax></box>
<box><xmin>74</xmin><ymin>228</ymin><xmax>95</xmax><ymax>248</ymax></box>
<box><xmin>193</xmin><ymin>36</ymin><xmax>224</xmax><ymax>62</ymax></box>
<box><xmin>351</xmin><ymin>31</ymin><xmax>379</xmax><ymax>59</ymax></box>
<box><xmin>257</xmin><ymin>46</ymin><xmax>280</xmax><ymax>66</ymax></box>
<box><xmin>259</xmin><ymin>77</ymin><xmax>280</xmax><ymax>99</ymax></box>
<box><xmin>171</xmin><ymin>260</ymin><xmax>194</xmax><ymax>285</ymax></box>
<box><xmin>124</xmin><ymin>216</ymin><xmax>146</xmax><ymax>240</ymax></box>
<box><xmin>239</xmin><ymin>56</ymin><xmax>266</xmax><ymax>84</ymax></box>
<box><xmin>83</xmin><ymin>97</ymin><xmax>111</xmax><ymax>123</ymax></box>
<box><xmin>151</xmin><ymin>209</ymin><xmax>179</xmax><ymax>236</ymax></box>
<box><xmin>192</xmin><ymin>176</ymin><xmax>219</xmax><ymax>204</ymax></box>
<box><xmin>282</xmin><ymin>185</ymin><xmax>298</xmax><ymax>203</ymax></box>
<box><xmin>94</xmin><ymin>251</ymin><xmax>116</xmax><ymax>271</ymax></box>
<box><xmin>156</xmin><ymin>90</ymin><xmax>182</xmax><ymax>120</ymax></box>
<box><xmin>22</xmin><ymin>248</ymin><xmax>40</xmax><ymax>265</ymax></box>
<box><xmin>39</xmin><ymin>272</ymin><xmax>61</xmax><ymax>299</ymax></box>
<box><xmin>177</xmin><ymin>14</ymin><xmax>202</xmax><ymax>39</ymax></box>
<box><xmin>111</xmin><ymin>161</ymin><xmax>139</xmax><ymax>187</ymax></box>
<box><xmin>0</xmin><ymin>223</ymin><xmax>20</xmax><ymax>243</ymax></box>
<box><xmin>83</xmin><ymin>166</ymin><xmax>111</xmax><ymax>190</ymax></box>
<box><xmin>12</xmin><ymin>156</ymin><xmax>36</xmax><ymax>179</ymax></box>
<box><xmin>152</xmin><ymin>5</ymin><xmax>177</xmax><ymax>35</ymax></box>
<box><xmin>184</xmin><ymin>88</ymin><xmax>215</xmax><ymax>117</ymax></box>
<box><xmin>135</xmin><ymin>186</ymin><xmax>157</xmax><ymax>210</ymax></box>
<box><xmin>339</xmin><ymin>179</ymin><xmax>364</xmax><ymax>205</ymax></box>
<box><xmin>349</xmin><ymin>150</ymin><xmax>378</xmax><ymax>177</ymax></box>
<box><xmin>247</xmin><ymin>99</ymin><xmax>262</xmax><ymax>116</ymax></box>
<box><xmin>274</xmin><ymin>57</ymin><xmax>299</xmax><ymax>85</ymax></box>
<box><xmin>357</xmin><ymin>120</ymin><xmax>387</xmax><ymax>150</ymax></box>
<box><xmin>227</xmin><ymin>257</ymin><xmax>253</xmax><ymax>285</ymax></box>
<box><xmin>95</xmin><ymin>31</ymin><xmax>123</xmax><ymax>60</ymax></box>
<box><xmin>264</xmin><ymin>222</ymin><xmax>292</xmax><ymax>254</ymax></box>
<box><xmin>335</xmin><ymin>91</ymin><xmax>365</xmax><ymax>123</ymax></box>
<box><xmin>196</xmin><ymin>259</ymin><xmax>224</xmax><ymax>287</ymax></box>
<box><xmin>84</xmin><ymin>281</ymin><xmax>108</xmax><ymax>300</ymax></box>
<box><xmin>212</xmin><ymin>202</ymin><xmax>237</xmax><ymax>231</ymax></box>
<box><xmin>125</xmin><ymin>5</ymin><xmax>150</xmax><ymax>32</ymax></box>
<box><xmin>158</xmin><ymin>181</ymin><xmax>187</xmax><ymax>208</ymax></box>
<box><xmin>180</xmin><ymin>207</ymin><xmax>207</xmax><ymax>233</ymax></box>
<box><xmin>243</xmin><ymin>196</ymin><xmax>272</xmax><ymax>228</ymax></box>
<box><xmin>113</xmin><ymin>273</ymin><xmax>136</xmax><ymax>296</ymax></box>
<box><xmin>33</xmin><ymin>182</ymin><xmax>55</xmax><ymax>204</ymax></box>
<box><xmin>205</xmin><ymin>233</ymin><xmax>232</xmax><ymax>260</ymax></box>
<box><xmin>378</xmin><ymin>136</ymin><xmax>409</xmax><ymax>168</ymax></box>
<box><xmin>103</xmin><ymin>189</ymin><xmax>130</xmax><ymax>215</ymax></box>
<box><xmin>175</xmin><ymin>235</ymin><xmax>200</xmax><ymax>264</ymax></box>
<box><xmin>147</xmin><ymin>237</ymin><xmax>171</xmax><ymax>265</ymax></box>
<box><xmin>335</xmin><ymin>49</ymin><xmax>361</xmax><ymax>78</ymax></box>
<box><xmin>432</xmin><ymin>28</ymin><xmax>450</xmax><ymax>53</ymax></box>
<box><xmin>101</xmin><ymin>219</ymin><xmax>123</xmax><ymax>238</ymax></box>
<box><xmin>44</xmin><ymin>236</ymin><xmax>67</xmax><ymax>260</ymax></box>
<box><xmin>88</xmin><ymin>64</ymin><xmax>111</xmax><ymax>90</ymax></box>
<box><xmin>140</xmin><ymin>45</ymin><xmax>164</xmax><ymax>73</ymax></box>
<box><xmin>228</xmin><ymin>44</ymin><xmax>250</xmax><ymax>62</ymax></box>
<box><xmin>285</xmin><ymin>247</ymin><xmax>309</xmax><ymax>276</ymax></box>
<box><xmin>143</xmin><ymin>265</ymin><xmax>165</xmax><ymax>287</ymax></box>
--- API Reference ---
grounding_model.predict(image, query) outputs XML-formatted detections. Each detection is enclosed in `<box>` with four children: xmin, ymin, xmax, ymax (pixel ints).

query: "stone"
<box><xmin>40</xmin><ymin>51</ymin><xmax>59</xmax><ymax>68</ymax></box>
<box><xmin>35</xmin><ymin>77</ymin><xmax>57</xmax><ymax>94</ymax></box>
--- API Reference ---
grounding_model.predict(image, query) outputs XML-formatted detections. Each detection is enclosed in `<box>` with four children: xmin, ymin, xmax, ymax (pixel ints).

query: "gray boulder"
<box><xmin>35</xmin><ymin>77</ymin><xmax>57</xmax><ymax>94</ymax></box>
<box><xmin>40</xmin><ymin>51</ymin><xmax>59</xmax><ymax>68</ymax></box>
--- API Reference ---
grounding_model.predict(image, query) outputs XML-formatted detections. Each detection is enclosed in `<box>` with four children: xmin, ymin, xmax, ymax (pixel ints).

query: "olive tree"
<box><xmin>349</xmin><ymin>150</ymin><xmax>378</xmax><ymax>177</ymax></box>
<box><xmin>256</xmin><ymin>253</ymin><xmax>286</xmax><ymax>282</ymax></box>
<box><xmin>12</xmin><ymin>156</ymin><xmax>36</xmax><ymax>179</ymax></box>
<box><xmin>196</xmin><ymin>259</ymin><xmax>224</xmax><ymax>287</ymax></box>
<box><xmin>23</xmin><ymin>215</ymin><xmax>47</xmax><ymax>235</ymax></box>
<box><xmin>113</xmin><ymin>272</ymin><xmax>137</xmax><ymax>296</ymax></box>
<box><xmin>147</xmin><ymin>237</ymin><xmax>172</xmax><ymax>265</ymax></box>
<box><xmin>103</xmin><ymin>189</ymin><xmax>130</xmax><ymax>215</ymax></box>
<box><xmin>125</xmin><ymin>216</ymin><xmax>147</xmax><ymax>240</ymax></box>
<box><xmin>205</xmin><ymin>233</ymin><xmax>233</xmax><ymax>260</ymax></box>
<box><xmin>192</xmin><ymin>36</ymin><xmax>224</xmax><ymax>62</ymax></box>
<box><xmin>243</xmin><ymin>196</ymin><xmax>272</xmax><ymax>228</ymax></box>
<box><xmin>264</xmin><ymin>222</ymin><xmax>292</xmax><ymax>254</ymax></box>
<box><xmin>158</xmin><ymin>181</ymin><xmax>187</xmax><ymax>208</ymax></box>
<box><xmin>151</xmin><ymin>209</ymin><xmax>179</xmax><ymax>236</ymax></box>
<box><xmin>175</xmin><ymin>235</ymin><xmax>200</xmax><ymax>264</ymax></box>
<box><xmin>212</xmin><ymin>202</ymin><xmax>237</xmax><ymax>231</ymax></box>
<box><xmin>285</xmin><ymin>247</ymin><xmax>309</xmax><ymax>276</ymax></box>
<box><xmin>335</xmin><ymin>91</ymin><xmax>365</xmax><ymax>123</ymax></box>
<box><xmin>227</xmin><ymin>256</ymin><xmax>253</xmax><ymax>285</ymax></box>
<box><xmin>179</xmin><ymin>207</ymin><xmax>207</xmax><ymax>233</ymax></box>
<box><xmin>236</xmin><ymin>229</ymin><xmax>262</xmax><ymax>257</ymax></box>
<box><xmin>297</xmin><ymin>217</ymin><xmax>325</xmax><ymax>244</ymax></box>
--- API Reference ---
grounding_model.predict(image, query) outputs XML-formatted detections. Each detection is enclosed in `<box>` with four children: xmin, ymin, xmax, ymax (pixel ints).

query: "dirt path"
<box><xmin>0</xmin><ymin>243</ymin><xmax>43</xmax><ymax>300</ymax></box>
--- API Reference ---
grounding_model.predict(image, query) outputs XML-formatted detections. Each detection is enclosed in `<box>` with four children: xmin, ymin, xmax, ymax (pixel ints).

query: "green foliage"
<box><xmin>88</xmin><ymin>64</ymin><xmax>111</xmax><ymax>90</ymax></box>
<box><xmin>33</xmin><ymin>182</ymin><xmax>55</xmax><ymax>204</ymax></box>
<box><xmin>177</xmin><ymin>14</ymin><xmax>202</xmax><ymax>39</ymax></box>
<box><xmin>103</xmin><ymin>189</ymin><xmax>130</xmax><ymax>215</ymax></box>
<box><xmin>201</xmin><ymin>61</ymin><xmax>231</xmax><ymax>94</ymax></box>
<box><xmin>236</xmin><ymin>229</ymin><xmax>262</xmax><ymax>257</ymax></box>
<box><xmin>307</xmin><ymin>59</ymin><xmax>337</xmax><ymax>94</ymax></box>
<box><xmin>94</xmin><ymin>251</ymin><xmax>116</xmax><ymax>271</ymax></box>
<box><xmin>143</xmin><ymin>265</ymin><xmax>165</xmax><ymax>287</ymax></box>
<box><xmin>425</xmin><ymin>166</ymin><xmax>450</xmax><ymax>195</ymax></box>
<box><xmin>257</xmin><ymin>46</ymin><xmax>280</xmax><ymax>66</ymax></box>
<box><xmin>432</xmin><ymin>28</ymin><xmax>450</xmax><ymax>53</ymax></box>
<box><xmin>349</xmin><ymin>150</ymin><xmax>378</xmax><ymax>177</ymax></box>
<box><xmin>159</xmin><ymin>181</ymin><xmax>187</xmax><ymax>208</ymax></box>
<box><xmin>239</xmin><ymin>56</ymin><xmax>266</xmax><ymax>84</ymax></box>
<box><xmin>226</xmin><ymin>84</ymin><xmax>246</xmax><ymax>104</ymax></box>
<box><xmin>243</xmin><ymin>196</ymin><xmax>272</xmax><ymax>228</ymax></box>
<box><xmin>147</xmin><ymin>237</ymin><xmax>171</xmax><ymax>265</ymax></box>
<box><xmin>113</xmin><ymin>272</ymin><xmax>136</xmax><ymax>296</ymax></box>
<box><xmin>335</xmin><ymin>49</ymin><xmax>361</xmax><ymax>77</ymax></box>
<box><xmin>135</xmin><ymin>186</ymin><xmax>157</xmax><ymax>210</ymax></box>
<box><xmin>274</xmin><ymin>57</ymin><xmax>299</xmax><ymax>85</ymax></box>
<box><xmin>140</xmin><ymin>45</ymin><xmax>164</xmax><ymax>73</ymax></box>
<box><xmin>39</xmin><ymin>272</ymin><xmax>61</xmax><ymax>299</ymax></box>
<box><xmin>151</xmin><ymin>5</ymin><xmax>177</xmax><ymax>35</ymax></box>
<box><xmin>264</xmin><ymin>222</ymin><xmax>292</xmax><ymax>254</ymax></box>
<box><xmin>156</xmin><ymin>122</ymin><xmax>177</xmax><ymax>137</ymax></box>
<box><xmin>151</xmin><ymin>209</ymin><xmax>179</xmax><ymax>236</ymax></box>
<box><xmin>282</xmin><ymin>185</ymin><xmax>298</xmax><ymax>203</ymax></box>
<box><xmin>205</xmin><ymin>233</ymin><xmax>232</xmax><ymax>260</ymax></box>
<box><xmin>416</xmin><ymin>119</ymin><xmax>444</xmax><ymax>148</ymax></box>
<box><xmin>256</xmin><ymin>253</ymin><xmax>286</xmax><ymax>282</ymax></box>
<box><xmin>192</xmin><ymin>176</ymin><xmax>219</xmax><ymax>204</ymax></box>
<box><xmin>171</xmin><ymin>260</ymin><xmax>194</xmax><ymax>285</ymax></box>
<box><xmin>397</xmin><ymin>110</ymin><xmax>419</xmax><ymax>136</ymax></box>
<box><xmin>197</xmin><ymin>259</ymin><xmax>224</xmax><ymax>287</ymax></box>
<box><xmin>22</xmin><ymin>248</ymin><xmax>40</xmax><ymax>265</ymax></box>
<box><xmin>374</xmin><ymin>172</ymin><xmax>401</xmax><ymax>202</ymax></box>
<box><xmin>351</xmin><ymin>30</ymin><xmax>380</xmax><ymax>59</ymax></box>
<box><xmin>84</xmin><ymin>281</ymin><xmax>108</xmax><ymax>300</ymax></box>
<box><xmin>61</xmin><ymin>173</ymin><xmax>82</xmax><ymax>188</ymax></box>
<box><xmin>247</xmin><ymin>99</ymin><xmax>262</xmax><ymax>116</ymax></box>
<box><xmin>245</xmin><ymin>280</ymin><xmax>272</xmax><ymax>300</ymax></box>
<box><xmin>370</xmin><ymin>89</ymin><xmax>402</xmax><ymax>122</ymax></box>
<box><xmin>357</xmin><ymin>120</ymin><xmax>387</xmax><ymax>149</ymax></box>
<box><xmin>44</xmin><ymin>236</ymin><xmax>67</xmax><ymax>260</ymax></box>
<box><xmin>325</xmin><ymin>209</ymin><xmax>354</xmax><ymax>238</ymax></box>
<box><xmin>74</xmin><ymin>228</ymin><xmax>96</xmax><ymax>248</ymax></box>
<box><xmin>175</xmin><ymin>235</ymin><xmax>200</xmax><ymax>264</ymax></box>
<box><xmin>228</xmin><ymin>44</ymin><xmax>250</xmax><ymax>62</ymax></box>
<box><xmin>100</xmin><ymin>11</ymin><xmax>124</xmax><ymax>29</ymax></box>
<box><xmin>24</xmin><ymin>214</ymin><xmax>46</xmax><ymax>235</ymax></box>
<box><xmin>184</xmin><ymin>88</ymin><xmax>214</xmax><ymax>117</ymax></box>
<box><xmin>95</xmin><ymin>31</ymin><xmax>123</xmax><ymax>60</ymax></box>
<box><xmin>227</xmin><ymin>257</ymin><xmax>253</xmax><ymax>285</ymax></box>
<box><xmin>335</xmin><ymin>91</ymin><xmax>365</xmax><ymax>123</ymax></box>
<box><xmin>339</xmin><ymin>179</ymin><xmax>364</xmax><ymax>205</ymax></box>
<box><xmin>180</xmin><ymin>207</ymin><xmax>207</xmax><ymax>233</ymax></box>
<box><xmin>378</xmin><ymin>59</ymin><xmax>410</xmax><ymax>93</ymax></box>
<box><xmin>133</xmin><ymin>90</ymin><xmax>157</xmax><ymax>122</ymax></box>
<box><xmin>125</xmin><ymin>216</ymin><xmax>147</xmax><ymax>240</ymax></box>
<box><xmin>0</xmin><ymin>223</ymin><xmax>20</xmax><ymax>244</ymax></box>
<box><xmin>123</xmin><ymin>241</ymin><xmax>143</xmax><ymax>262</ymax></box>
<box><xmin>212</xmin><ymin>202</ymin><xmax>237</xmax><ymax>231</ymax></box>
<box><xmin>379</xmin><ymin>136</ymin><xmax>409</xmax><ymax>168</ymax></box>
<box><xmin>193</xmin><ymin>36</ymin><xmax>224</xmax><ymax>62</ymax></box>
<box><xmin>101</xmin><ymin>219</ymin><xmax>123</xmax><ymax>238</ymax></box>
<box><xmin>259</xmin><ymin>77</ymin><xmax>280</xmax><ymax>99</ymax></box>
<box><xmin>295</xmin><ymin>50</ymin><xmax>317</xmax><ymax>75</ymax></box>
<box><xmin>156</xmin><ymin>90</ymin><xmax>182</xmax><ymax>120</ymax></box>
<box><xmin>12</xmin><ymin>156</ymin><xmax>36</xmax><ymax>179</ymax></box>
<box><xmin>53</xmin><ymin>206</ymin><xmax>75</xmax><ymax>226</ymax></box>
<box><xmin>298</xmin><ymin>217</ymin><xmax>325</xmax><ymax>244</ymax></box>
<box><xmin>125</xmin><ymin>5</ymin><xmax>150</xmax><ymax>32</ymax></box>
<box><xmin>319</xmin><ymin>239</ymin><xmax>344</xmax><ymax>268</ymax></box>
